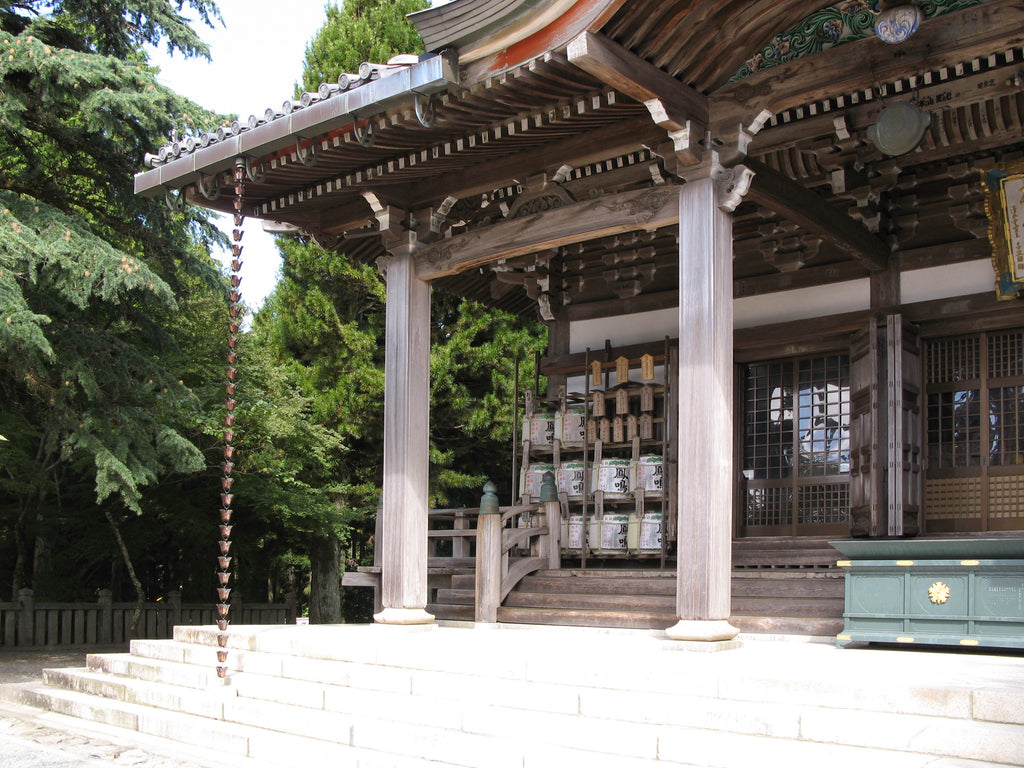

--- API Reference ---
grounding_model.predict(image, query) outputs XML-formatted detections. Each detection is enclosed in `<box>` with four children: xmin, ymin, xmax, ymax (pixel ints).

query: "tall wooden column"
<box><xmin>667</xmin><ymin>166</ymin><xmax>748</xmax><ymax>642</ymax></box>
<box><xmin>374</xmin><ymin>238</ymin><xmax>434</xmax><ymax>625</ymax></box>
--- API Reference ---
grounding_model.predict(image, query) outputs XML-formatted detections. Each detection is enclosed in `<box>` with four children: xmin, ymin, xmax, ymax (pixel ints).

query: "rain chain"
<box><xmin>216</xmin><ymin>157</ymin><xmax>246</xmax><ymax>679</ymax></box>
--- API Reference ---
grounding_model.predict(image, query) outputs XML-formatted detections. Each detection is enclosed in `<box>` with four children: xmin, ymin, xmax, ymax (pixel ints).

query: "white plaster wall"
<box><xmin>570</xmin><ymin>307</ymin><xmax>677</xmax><ymax>353</ymax></box>
<box><xmin>733</xmin><ymin>279</ymin><xmax>871</xmax><ymax>329</ymax></box>
<box><xmin>901</xmin><ymin>259</ymin><xmax>994</xmax><ymax>305</ymax></box>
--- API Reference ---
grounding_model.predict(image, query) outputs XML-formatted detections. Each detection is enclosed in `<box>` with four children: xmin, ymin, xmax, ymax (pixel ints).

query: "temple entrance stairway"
<box><xmin>428</xmin><ymin>538</ymin><xmax>845</xmax><ymax>636</ymax></box>
<box><xmin>2</xmin><ymin>623</ymin><xmax>1022</xmax><ymax>767</ymax></box>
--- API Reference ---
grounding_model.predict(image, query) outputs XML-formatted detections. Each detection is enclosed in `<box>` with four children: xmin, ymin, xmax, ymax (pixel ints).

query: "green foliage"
<box><xmin>0</xmin><ymin>0</ymin><xmax>227</xmax><ymax>600</ymax></box>
<box><xmin>298</xmin><ymin>0</ymin><xmax>427</xmax><ymax>93</ymax></box>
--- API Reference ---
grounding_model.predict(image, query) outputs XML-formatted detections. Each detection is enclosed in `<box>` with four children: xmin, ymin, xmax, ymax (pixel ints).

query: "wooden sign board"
<box><xmin>640</xmin><ymin>354</ymin><xmax>655</xmax><ymax>381</ymax></box>
<box><xmin>592</xmin><ymin>390</ymin><xmax>606</xmax><ymax>417</ymax></box>
<box><xmin>591</xmin><ymin>359</ymin><xmax>603</xmax><ymax>387</ymax></box>
<box><xmin>615</xmin><ymin>387</ymin><xmax>629</xmax><ymax>415</ymax></box>
<box><xmin>615</xmin><ymin>356</ymin><xmax>629</xmax><ymax>384</ymax></box>
<box><xmin>983</xmin><ymin>160</ymin><xmax>1024</xmax><ymax>299</ymax></box>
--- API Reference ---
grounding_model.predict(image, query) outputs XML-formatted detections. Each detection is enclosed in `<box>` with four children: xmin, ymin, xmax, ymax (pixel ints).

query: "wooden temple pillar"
<box><xmin>373</xmin><ymin>214</ymin><xmax>435</xmax><ymax>625</ymax></box>
<box><xmin>667</xmin><ymin>164</ymin><xmax>751</xmax><ymax>642</ymax></box>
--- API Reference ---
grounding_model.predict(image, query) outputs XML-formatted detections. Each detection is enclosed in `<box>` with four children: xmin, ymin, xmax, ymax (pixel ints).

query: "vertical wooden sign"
<box><xmin>615</xmin><ymin>356</ymin><xmax>629</xmax><ymax>384</ymax></box>
<box><xmin>640</xmin><ymin>354</ymin><xmax>655</xmax><ymax>381</ymax></box>
<box><xmin>591</xmin><ymin>359</ymin><xmax>603</xmax><ymax>387</ymax></box>
<box><xmin>641</xmin><ymin>385</ymin><xmax>654</xmax><ymax>412</ymax></box>
<box><xmin>616</xmin><ymin>387</ymin><xmax>629</xmax><ymax>415</ymax></box>
<box><xmin>592</xmin><ymin>390</ymin><xmax>606</xmax><ymax>417</ymax></box>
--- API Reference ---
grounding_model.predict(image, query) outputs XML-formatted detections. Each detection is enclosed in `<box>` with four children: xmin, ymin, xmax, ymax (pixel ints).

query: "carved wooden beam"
<box><xmin>568</xmin><ymin>31</ymin><xmax>709</xmax><ymax>164</ymax></box>
<box><xmin>712</xmin><ymin>0</ymin><xmax>1024</xmax><ymax>133</ymax></box>
<box><xmin>744</xmin><ymin>159</ymin><xmax>889</xmax><ymax>272</ymax></box>
<box><xmin>415</xmin><ymin>185</ymin><xmax>681</xmax><ymax>280</ymax></box>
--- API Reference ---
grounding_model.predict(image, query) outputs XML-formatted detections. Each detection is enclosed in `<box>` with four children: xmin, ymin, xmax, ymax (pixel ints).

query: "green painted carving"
<box><xmin>730</xmin><ymin>0</ymin><xmax>983</xmax><ymax>82</ymax></box>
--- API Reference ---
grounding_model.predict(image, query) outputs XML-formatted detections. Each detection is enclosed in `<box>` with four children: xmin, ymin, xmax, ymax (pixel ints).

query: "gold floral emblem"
<box><xmin>928</xmin><ymin>581</ymin><xmax>951</xmax><ymax>604</ymax></box>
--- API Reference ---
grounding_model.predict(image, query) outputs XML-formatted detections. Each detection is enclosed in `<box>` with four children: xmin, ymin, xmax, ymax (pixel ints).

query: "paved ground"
<box><xmin>0</xmin><ymin>647</ymin><xmax>234</xmax><ymax>768</ymax></box>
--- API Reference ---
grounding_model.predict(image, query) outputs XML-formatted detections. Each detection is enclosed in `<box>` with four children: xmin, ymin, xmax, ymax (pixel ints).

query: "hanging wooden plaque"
<box><xmin>612</xmin><ymin>416</ymin><xmax>625</xmax><ymax>444</ymax></box>
<box><xmin>641</xmin><ymin>354</ymin><xmax>655</xmax><ymax>381</ymax></box>
<box><xmin>640</xmin><ymin>413</ymin><xmax>654</xmax><ymax>440</ymax></box>
<box><xmin>592</xmin><ymin>390</ymin><xmax>606</xmax><ymax>417</ymax></box>
<box><xmin>641</xmin><ymin>385</ymin><xmax>654</xmax><ymax>412</ymax></box>
<box><xmin>616</xmin><ymin>387</ymin><xmax>629</xmax><ymax>415</ymax></box>
<box><xmin>627</xmin><ymin>414</ymin><xmax>639</xmax><ymax>441</ymax></box>
<box><xmin>586</xmin><ymin>418</ymin><xmax>597</xmax><ymax>444</ymax></box>
<box><xmin>591</xmin><ymin>359</ymin><xmax>603</xmax><ymax>387</ymax></box>
<box><xmin>599</xmin><ymin>418</ymin><xmax>611</xmax><ymax>443</ymax></box>
<box><xmin>615</xmin><ymin>356</ymin><xmax>629</xmax><ymax>384</ymax></box>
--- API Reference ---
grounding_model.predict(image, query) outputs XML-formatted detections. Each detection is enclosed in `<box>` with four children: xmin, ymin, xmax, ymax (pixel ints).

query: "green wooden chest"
<box><xmin>830</xmin><ymin>539</ymin><xmax>1024</xmax><ymax>649</ymax></box>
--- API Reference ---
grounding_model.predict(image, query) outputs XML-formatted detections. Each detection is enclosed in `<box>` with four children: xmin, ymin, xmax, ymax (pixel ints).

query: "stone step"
<box><xmin>731</xmin><ymin>615</ymin><xmax>844</xmax><ymax>636</ymax></box>
<box><xmin>6</xmin><ymin>624</ymin><xmax>1024</xmax><ymax>767</ymax></box>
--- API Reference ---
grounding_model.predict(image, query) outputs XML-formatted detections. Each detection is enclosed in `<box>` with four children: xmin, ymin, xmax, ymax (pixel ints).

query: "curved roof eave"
<box><xmin>412</xmin><ymin>0</ymin><xmax>627</xmax><ymax>73</ymax></box>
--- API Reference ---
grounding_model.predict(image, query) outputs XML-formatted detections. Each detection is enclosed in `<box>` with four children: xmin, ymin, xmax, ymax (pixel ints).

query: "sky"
<box><xmin>146</xmin><ymin>1</ymin><xmax>334</xmax><ymax>310</ymax></box>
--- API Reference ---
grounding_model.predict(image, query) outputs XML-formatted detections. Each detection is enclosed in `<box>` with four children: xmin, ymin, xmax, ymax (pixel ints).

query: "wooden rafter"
<box><xmin>712</xmin><ymin>0</ymin><xmax>1024</xmax><ymax>131</ymax></box>
<box><xmin>567</xmin><ymin>31</ymin><xmax>708</xmax><ymax>163</ymax></box>
<box><xmin>744</xmin><ymin>159</ymin><xmax>889</xmax><ymax>272</ymax></box>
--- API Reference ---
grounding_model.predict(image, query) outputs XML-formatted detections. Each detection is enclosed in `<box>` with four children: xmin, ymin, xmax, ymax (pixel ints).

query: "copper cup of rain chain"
<box><xmin>218</xmin><ymin>556</ymin><xmax>231</xmax><ymax>569</ymax></box>
<box><xmin>217</xmin><ymin>650</ymin><xmax>228</xmax><ymax>663</ymax></box>
<box><xmin>218</xmin><ymin>571</ymin><xmax>230</xmax><ymax>585</ymax></box>
<box><xmin>226</xmin><ymin>367</ymin><xmax>237</xmax><ymax>381</ymax></box>
<box><xmin>233</xmin><ymin>214</ymin><xmax>244</xmax><ymax>227</ymax></box>
<box><xmin>227</xmin><ymin>350</ymin><xmax>238</xmax><ymax>364</ymax></box>
<box><xmin>225</xmin><ymin>398</ymin><xmax>236</xmax><ymax>411</ymax></box>
<box><xmin>217</xmin><ymin>635</ymin><xmax>228</xmax><ymax>648</ymax></box>
<box><xmin>221</xmin><ymin>475</ymin><xmax>234</xmax><ymax>490</ymax></box>
<box><xmin>229</xmin><ymin>321</ymin><xmax>241</xmax><ymax>334</ymax></box>
<box><xmin>232</xmin><ymin>229</ymin><xmax>243</xmax><ymax>242</ymax></box>
<box><xmin>219</xmin><ymin>524</ymin><xmax>232</xmax><ymax>538</ymax></box>
<box><xmin>219</xmin><ymin>541</ymin><xmax>231</xmax><ymax>555</ymax></box>
<box><xmin>220</xmin><ymin>508</ymin><xmax>232</xmax><ymax>523</ymax></box>
<box><xmin>225</xmin><ymin>382</ymin><xmax>236</xmax><ymax>396</ymax></box>
<box><xmin>223</xmin><ymin>433</ymin><xmax>235</xmax><ymax>447</ymax></box>
<box><xmin>224</xmin><ymin>413</ymin><xmax>236</xmax><ymax>427</ymax></box>
<box><xmin>217</xmin><ymin>667</ymin><xmax>227</xmax><ymax>679</ymax></box>
<box><xmin>230</xmin><ymin>275</ymin><xmax>242</xmax><ymax>288</ymax></box>
<box><xmin>227</xmin><ymin>335</ymin><xmax>239</xmax><ymax>350</ymax></box>
<box><xmin>228</xmin><ymin>305</ymin><xmax>241</xmax><ymax>318</ymax></box>
<box><xmin>229</xmin><ymin>290</ymin><xmax>241</xmax><ymax>303</ymax></box>
<box><xmin>221</xmin><ymin>493</ymin><xmax>233</xmax><ymax>507</ymax></box>
<box><xmin>223</xmin><ymin>445</ymin><xmax>235</xmax><ymax>459</ymax></box>
<box><xmin>217</xmin><ymin>588</ymin><xmax>231</xmax><ymax>601</ymax></box>
<box><xmin>222</xmin><ymin>460</ymin><xmax>234</xmax><ymax>474</ymax></box>
<box><xmin>217</xmin><ymin>603</ymin><xmax>229</xmax><ymax>617</ymax></box>
<box><xmin>218</xmin><ymin>620</ymin><xmax>228</xmax><ymax>631</ymax></box>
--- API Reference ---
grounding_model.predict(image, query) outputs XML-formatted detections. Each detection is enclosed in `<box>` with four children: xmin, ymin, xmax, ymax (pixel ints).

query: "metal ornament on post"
<box><xmin>216</xmin><ymin>157</ymin><xmax>247</xmax><ymax>679</ymax></box>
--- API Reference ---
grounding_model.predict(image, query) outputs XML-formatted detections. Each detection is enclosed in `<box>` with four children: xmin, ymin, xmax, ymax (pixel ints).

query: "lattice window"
<box><xmin>798</xmin><ymin>483</ymin><xmax>850</xmax><ymax>526</ymax></box>
<box><xmin>926</xmin><ymin>330</ymin><xmax>1024</xmax><ymax>531</ymax></box>
<box><xmin>743</xmin><ymin>354</ymin><xmax>850</xmax><ymax>533</ymax></box>
<box><xmin>927</xmin><ymin>335</ymin><xmax>979</xmax><ymax>384</ymax></box>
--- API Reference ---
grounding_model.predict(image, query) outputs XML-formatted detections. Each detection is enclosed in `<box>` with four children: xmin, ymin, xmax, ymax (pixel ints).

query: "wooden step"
<box><xmin>515</xmin><ymin>574</ymin><xmax>675</xmax><ymax>596</ymax></box>
<box><xmin>731</xmin><ymin>596</ymin><xmax>846</xmax><ymax>618</ymax></box>
<box><xmin>730</xmin><ymin>614</ymin><xmax>845</xmax><ymax>636</ymax></box>
<box><xmin>503</xmin><ymin>591</ymin><xmax>675</xmax><ymax>612</ymax></box>
<box><xmin>427</xmin><ymin>602</ymin><xmax>474</xmax><ymax>621</ymax></box>
<box><xmin>496</xmin><ymin>606</ymin><xmax>675</xmax><ymax>630</ymax></box>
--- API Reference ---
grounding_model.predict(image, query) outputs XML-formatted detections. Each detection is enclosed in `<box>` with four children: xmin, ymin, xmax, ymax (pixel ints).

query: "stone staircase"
<box><xmin>430</xmin><ymin>565</ymin><xmax>845</xmax><ymax>636</ymax></box>
<box><xmin>2</xmin><ymin>623</ymin><xmax>1022</xmax><ymax>767</ymax></box>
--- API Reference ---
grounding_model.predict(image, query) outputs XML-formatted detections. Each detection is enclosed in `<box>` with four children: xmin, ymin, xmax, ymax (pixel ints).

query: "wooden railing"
<box><xmin>475</xmin><ymin>479</ymin><xmax>561</xmax><ymax>623</ymax></box>
<box><xmin>0</xmin><ymin>589</ymin><xmax>297</xmax><ymax>648</ymax></box>
<box><xmin>343</xmin><ymin>480</ymin><xmax>562</xmax><ymax>621</ymax></box>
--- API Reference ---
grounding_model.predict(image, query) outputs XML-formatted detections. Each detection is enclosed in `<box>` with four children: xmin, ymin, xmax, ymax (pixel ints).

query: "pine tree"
<box><xmin>0</xmin><ymin>0</ymin><xmax>226</xmax><ymax>609</ymax></box>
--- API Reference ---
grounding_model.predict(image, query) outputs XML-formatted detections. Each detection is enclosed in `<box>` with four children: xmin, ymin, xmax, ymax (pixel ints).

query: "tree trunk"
<box><xmin>308</xmin><ymin>533</ymin><xmax>342</xmax><ymax>624</ymax></box>
<box><xmin>105</xmin><ymin>507</ymin><xmax>145</xmax><ymax>639</ymax></box>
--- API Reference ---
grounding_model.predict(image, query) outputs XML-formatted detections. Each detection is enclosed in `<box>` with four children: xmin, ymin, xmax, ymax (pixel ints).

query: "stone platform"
<box><xmin>1</xmin><ymin>622</ymin><xmax>1023</xmax><ymax>767</ymax></box>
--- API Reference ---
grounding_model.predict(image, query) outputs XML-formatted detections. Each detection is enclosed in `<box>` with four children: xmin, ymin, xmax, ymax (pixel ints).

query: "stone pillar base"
<box><xmin>373</xmin><ymin>607</ymin><xmax>435</xmax><ymax>625</ymax></box>
<box><xmin>665</xmin><ymin>619</ymin><xmax>740</xmax><ymax>643</ymax></box>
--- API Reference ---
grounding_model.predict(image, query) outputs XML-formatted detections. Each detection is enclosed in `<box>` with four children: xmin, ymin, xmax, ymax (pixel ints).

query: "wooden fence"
<box><xmin>0</xmin><ymin>589</ymin><xmax>297</xmax><ymax>648</ymax></box>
